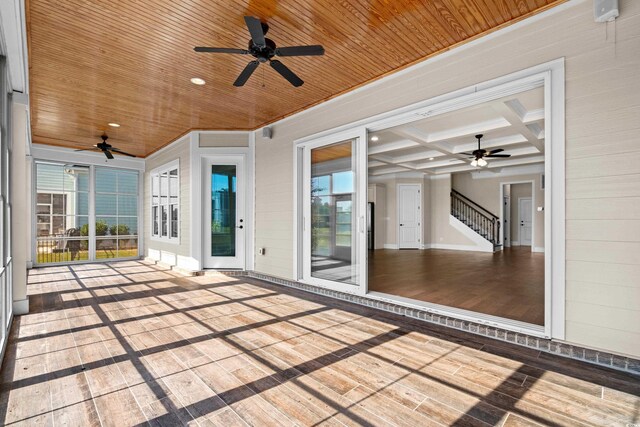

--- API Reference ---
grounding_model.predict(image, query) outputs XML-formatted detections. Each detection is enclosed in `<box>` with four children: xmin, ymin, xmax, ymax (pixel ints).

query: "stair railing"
<box><xmin>450</xmin><ymin>189</ymin><xmax>501</xmax><ymax>246</ymax></box>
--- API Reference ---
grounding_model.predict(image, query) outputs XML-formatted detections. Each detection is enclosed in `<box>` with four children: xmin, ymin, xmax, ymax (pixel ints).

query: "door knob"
<box><xmin>237</xmin><ymin>225</ymin><xmax>244</xmax><ymax>229</ymax></box>
<box><xmin>400</xmin><ymin>224</ymin><xmax>404</xmax><ymax>226</ymax></box>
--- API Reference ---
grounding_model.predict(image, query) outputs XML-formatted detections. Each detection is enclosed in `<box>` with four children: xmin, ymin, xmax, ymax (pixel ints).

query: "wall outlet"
<box><xmin>258</xmin><ymin>248</ymin><xmax>266</xmax><ymax>255</ymax></box>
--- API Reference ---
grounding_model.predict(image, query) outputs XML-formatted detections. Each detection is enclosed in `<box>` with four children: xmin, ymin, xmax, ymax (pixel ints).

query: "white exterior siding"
<box><xmin>252</xmin><ymin>0</ymin><xmax>640</xmax><ymax>357</ymax></box>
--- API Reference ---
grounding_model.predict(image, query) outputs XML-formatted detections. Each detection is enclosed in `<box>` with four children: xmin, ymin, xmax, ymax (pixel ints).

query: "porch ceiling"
<box><xmin>26</xmin><ymin>0</ymin><xmax>564</xmax><ymax>157</ymax></box>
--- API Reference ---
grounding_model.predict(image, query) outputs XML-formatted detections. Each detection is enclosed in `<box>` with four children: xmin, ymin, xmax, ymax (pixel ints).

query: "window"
<box><xmin>150</xmin><ymin>161</ymin><xmax>179</xmax><ymax>241</ymax></box>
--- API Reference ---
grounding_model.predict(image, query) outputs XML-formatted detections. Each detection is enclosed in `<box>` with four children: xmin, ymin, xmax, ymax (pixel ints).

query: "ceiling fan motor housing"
<box><xmin>248</xmin><ymin>38</ymin><xmax>276</xmax><ymax>62</ymax></box>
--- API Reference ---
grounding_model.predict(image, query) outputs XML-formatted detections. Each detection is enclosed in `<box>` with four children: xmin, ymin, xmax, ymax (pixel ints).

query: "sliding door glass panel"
<box><xmin>210</xmin><ymin>165</ymin><xmax>236</xmax><ymax>257</ymax></box>
<box><xmin>310</xmin><ymin>140</ymin><xmax>357</xmax><ymax>285</ymax></box>
<box><xmin>35</xmin><ymin>163</ymin><xmax>90</xmax><ymax>263</ymax></box>
<box><xmin>95</xmin><ymin>168</ymin><xmax>139</xmax><ymax>259</ymax></box>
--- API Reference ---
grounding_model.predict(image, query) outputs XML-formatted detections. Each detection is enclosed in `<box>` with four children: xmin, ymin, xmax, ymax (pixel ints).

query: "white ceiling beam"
<box><xmin>491</xmin><ymin>99</ymin><xmax>545</xmax><ymax>152</ymax></box>
<box><xmin>369</xmin><ymin>166</ymin><xmax>415</xmax><ymax>176</ymax></box>
<box><xmin>367</xmin><ymin>139</ymin><xmax>419</xmax><ymax>155</ymax></box>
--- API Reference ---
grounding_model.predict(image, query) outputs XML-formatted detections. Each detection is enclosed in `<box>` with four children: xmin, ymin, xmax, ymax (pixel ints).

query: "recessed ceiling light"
<box><xmin>370</xmin><ymin>136</ymin><xmax>379</xmax><ymax>142</ymax></box>
<box><xmin>108</xmin><ymin>123</ymin><xmax>120</xmax><ymax>128</ymax></box>
<box><xmin>190</xmin><ymin>77</ymin><xmax>206</xmax><ymax>85</ymax></box>
<box><xmin>428</xmin><ymin>157</ymin><xmax>434</xmax><ymax>160</ymax></box>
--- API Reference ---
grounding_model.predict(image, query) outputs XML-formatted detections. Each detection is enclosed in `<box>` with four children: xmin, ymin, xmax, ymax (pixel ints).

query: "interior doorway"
<box><xmin>519</xmin><ymin>197</ymin><xmax>533</xmax><ymax>246</ymax></box>
<box><xmin>397</xmin><ymin>184</ymin><xmax>422</xmax><ymax>249</ymax></box>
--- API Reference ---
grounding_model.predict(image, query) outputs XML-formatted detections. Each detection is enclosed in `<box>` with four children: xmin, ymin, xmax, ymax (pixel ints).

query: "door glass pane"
<box><xmin>310</xmin><ymin>140</ymin><xmax>357</xmax><ymax>285</ymax></box>
<box><xmin>35</xmin><ymin>163</ymin><xmax>90</xmax><ymax>264</ymax></box>
<box><xmin>211</xmin><ymin>165</ymin><xmax>236</xmax><ymax>257</ymax></box>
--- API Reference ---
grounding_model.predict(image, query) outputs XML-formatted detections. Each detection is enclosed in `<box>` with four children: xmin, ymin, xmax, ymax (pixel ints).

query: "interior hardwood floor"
<box><xmin>369</xmin><ymin>247</ymin><xmax>545</xmax><ymax>326</ymax></box>
<box><xmin>1</xmin><ymin>260</ymin><xmax>638</xmax><ymax>426</ymax></box>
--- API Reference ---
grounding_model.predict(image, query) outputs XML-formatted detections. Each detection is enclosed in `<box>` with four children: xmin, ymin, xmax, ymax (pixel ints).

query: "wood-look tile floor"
<box><xmin>369</xmin><ymin>248</ymin><xmax>545</xmax><ymax>325</ymax></box>
<box><xmin>1</xmin><ymin>261</ymin><xmax>638</xmax><ymax>426</ymax></box>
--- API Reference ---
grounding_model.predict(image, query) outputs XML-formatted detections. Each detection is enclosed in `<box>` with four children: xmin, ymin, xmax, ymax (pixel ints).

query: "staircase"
<box><xmin>450</xmin><ymin>189</ymin><xmax>501</xmax><ymax>250</ymax></box>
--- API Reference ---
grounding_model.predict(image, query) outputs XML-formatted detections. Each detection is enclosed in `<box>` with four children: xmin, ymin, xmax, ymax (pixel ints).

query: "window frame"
<box><xmin>150</xmin><ymin>159</ymin><xmax>180</xmax><ymax>243</ymax></box>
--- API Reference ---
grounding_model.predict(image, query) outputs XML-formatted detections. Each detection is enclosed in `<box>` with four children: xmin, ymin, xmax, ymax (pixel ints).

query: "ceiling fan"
<box><xmin>75</xmin><ymin>134</ymin><xmax>136</xmax><ymax>159</ymax></box>
<box><xmin>460</xmin><ymin>134</ymin><xmax>511</xmax><ymax>167</ymax></box>
<box><xmin>194</xmin><ymin>16</ymin><xmax>325</xmax><ymax>87</ymax></box>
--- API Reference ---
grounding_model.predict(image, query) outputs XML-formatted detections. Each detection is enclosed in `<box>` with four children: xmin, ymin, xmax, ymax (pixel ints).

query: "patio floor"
<box><xmin>0</xmin><ymin>260</ymin><xmax>638</xmax><ymax>426</ymax></box>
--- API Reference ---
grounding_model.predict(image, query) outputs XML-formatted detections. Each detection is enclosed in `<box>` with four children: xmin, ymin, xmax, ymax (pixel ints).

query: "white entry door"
<box><xmin>203</xmin><ymin>156</ymin><xmax>246</xmax><ymax>269</ymax></box>
<box><xmin>397</xmin><ymin>184</ymin><xmax>421</xmax><ymax>249</ymax></box>
<box><xmin>519</xmin><ymin>197</ymin><xmax>532</xmax><ymax>246</ymax></box>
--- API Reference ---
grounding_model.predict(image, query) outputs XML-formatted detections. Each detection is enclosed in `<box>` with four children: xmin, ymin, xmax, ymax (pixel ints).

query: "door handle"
<box><xmin>400</xmin><ymin>224</ymin><xmax>404</xmax><ymax>226</ymax></box>
<box><xmin>237</xmin><ymin>225</ymin><xmax>244</xmax><ymax>229</ymax></box>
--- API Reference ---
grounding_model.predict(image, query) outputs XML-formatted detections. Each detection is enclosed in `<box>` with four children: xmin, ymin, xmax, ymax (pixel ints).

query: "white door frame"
<box><xmin>499</xmin><ymin>180</ymin><xmax>535</xmax><ymax>250</ymax></box>
<box><xmin>202</xmin><ymin>154</ymin><xmax>246</xmax><ymax>269</ymax></box>
<box><xmin>294</xmin><ymin>59</ymin><xmax>564</xmax><ymax>340</ymax></box>
<box><xmin>296</xmin><ymin>127</ymin><xmax>368</xmax><ymax>295</ymax></box>
<box><xmin>396</xmin><ymin>183</ymin><xmax>422</xmax><ymax>249</ymax></box>
<box><xmin>188</xmin><ymin>134</ymin><xmax>255</xmax><ymax>272</ymax></box>
<box><xmin>518</xmin><ymin>197</ymin><xmax>533</xmax><ymax>247</ymax></box>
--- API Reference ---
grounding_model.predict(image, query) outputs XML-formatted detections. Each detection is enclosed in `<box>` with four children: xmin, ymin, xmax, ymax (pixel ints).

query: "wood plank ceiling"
<box><xmin>26</xmin><ymin>0</ymin><xmax>565</xmax><ymax>157</ymax></box>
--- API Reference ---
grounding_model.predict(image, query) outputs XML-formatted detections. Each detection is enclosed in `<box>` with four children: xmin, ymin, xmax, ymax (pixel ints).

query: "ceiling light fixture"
<box><xmin>190</xmin><ymin>77</ymin><xmax>206</xmax><ymax>85</ymax></box>
<box><xmin>108</xmin><ymin>123</ymin><xmax>120</xmax><ymax>128</ymax></box>
<box><xmin>370</xmin><ymin>136</ymin><xmax>379</xmax><ymax>142</ymax></box>
<box><xmin>478</xmin><ymin>158</ymin><xmax>488</xmax><ymax>167</ymax></box>
<box><xmin>470</xmin><ymin>159</ymin><xmax>478</xmax><ymax>167</ymax></box>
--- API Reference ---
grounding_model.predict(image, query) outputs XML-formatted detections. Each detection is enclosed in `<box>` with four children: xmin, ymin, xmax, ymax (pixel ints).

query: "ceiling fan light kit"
<box><xmin>194</xmin><ymin>16</ymin><xmax>325</xmax><ymax>87</ymax></box>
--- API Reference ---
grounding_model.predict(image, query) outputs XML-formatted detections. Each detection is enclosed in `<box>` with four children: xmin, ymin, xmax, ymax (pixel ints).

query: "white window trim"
<box><xmin>150</xmin><ymin>159</ymin><xmax>180</xmax><ymax>244</ymax></box>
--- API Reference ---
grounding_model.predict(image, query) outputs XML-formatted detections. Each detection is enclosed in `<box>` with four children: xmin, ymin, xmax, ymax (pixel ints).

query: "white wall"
<box><xmin>253</xmin><ymin>0</ymin><xmax>640</xmax><ymax>357</ymax></box>
<box><xmin>10</xmin><ymin>99</ymin><xmax>29</xmax><ymax>314</ymax></box>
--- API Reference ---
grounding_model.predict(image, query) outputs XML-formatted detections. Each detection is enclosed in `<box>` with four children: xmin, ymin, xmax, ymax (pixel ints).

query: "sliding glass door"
<box><xmin>300</xmin><ymin>132</ymin><xmax>367</xmax><ymax>292</ymax></box>
<box><xmin>34</xmin><ymin>161</ymin><xmax>141</xmax><ymax>265</ymax></box>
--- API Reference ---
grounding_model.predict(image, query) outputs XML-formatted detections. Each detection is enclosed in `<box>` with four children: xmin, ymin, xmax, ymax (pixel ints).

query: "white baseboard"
<box><xmin>511</xmin><ymin>240</ymin><xmax>520</xmax><ymax>246</ymax></box>
<box><xmin>383</xmin><ymin>244</ymin><xmax>399</xmax><ymax>249</ymax></box>
<box><xmin>13</xmin><ymin>298</ymin><xmax>29</xmax><ymax>315</ymax></box>
<box><xmin>428</xmin><ymin>243</ymin><xmax>496</xmax><ymax>253</ymax></box>
<box><xmin>533</xmin><ymin>246</ymin><xmax>545</xmax><ymax>253</ymax></box>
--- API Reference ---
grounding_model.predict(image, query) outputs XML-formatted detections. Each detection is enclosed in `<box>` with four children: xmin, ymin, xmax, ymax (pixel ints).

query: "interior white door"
<box><xmin>203</xmin><ymin>156</ymin><xmax>245</xmax><ymax>269</ymax></box>
<box><xmin>519</xmin><ymin>197</ymin><xmax>532</xmax><ymax>246</ymax></box>
<box><xmin>397</xmin><ymin>184</ymin><xmax>421</xmax><ymax>249</ymax></box>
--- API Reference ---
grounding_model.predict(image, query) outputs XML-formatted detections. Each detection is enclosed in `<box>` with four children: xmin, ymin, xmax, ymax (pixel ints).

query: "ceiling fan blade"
<box><xmin>74</xmin><ymin>147</ymin><xmax>101</xmax><ymax>152</ymax></box>
<box><xmin>194</xmin><ymin>47</ymin><xmax>249</xmax><ymax>54</ymax></box>
<box><xmin>270</xmin><ymin>60</ymin><xmax>303</xmax><ymax>87</ymax></box>
<box><xmin>275</xmin><ymin>45</ymin><xmax>325</xmax><ymax>57</ymax></box>
<box><xmin>234</xmin><ymin>60</ymin><xmax>259</xmax><ymax>87</ymax></box>
<box><xmin>104</xmin><ymin>150</ymin><xmax>114</xmax><ymax>160</ymax></box>
<box><xmin>244</xmin><ymin>16</ymin><xmax>266</xmax><ymax>47</ymax></box>
<box><xmin>459</xmin><ymin>152</ymin><xmax>474</xmax><ymax>156</ymax></box>
<box><xmin>487</xmin><ymin>148</ymin><xmax>504</xmax><ymax>155</ymax></box>
<box><xmin>111</xmin><ymin>147</ymin><xmax>137</xmax><ymax>157</ymax></box>
<box><xmin>485</xmin><ymin>154</ymin><xmax>511</xmax><ymax>158</ymax></box>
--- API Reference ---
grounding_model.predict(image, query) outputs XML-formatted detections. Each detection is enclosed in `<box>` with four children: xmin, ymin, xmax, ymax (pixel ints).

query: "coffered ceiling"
<box><xmin>26</xmin><ymin>0</ymin><xmax>564</xmax><ymax>157</ymax></box>
<box><xmin>368</xmin><ymin>87</ymin><xmax>545</xmax><ymax>176</ymax></box>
